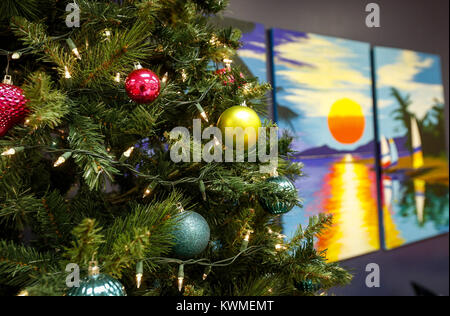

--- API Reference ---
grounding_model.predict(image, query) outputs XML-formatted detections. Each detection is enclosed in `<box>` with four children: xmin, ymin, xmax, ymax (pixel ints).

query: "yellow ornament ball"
<box><xmin>217</xmin><ymin>105</ymin><xmax>262</xmax><ymax>149</ymax></box>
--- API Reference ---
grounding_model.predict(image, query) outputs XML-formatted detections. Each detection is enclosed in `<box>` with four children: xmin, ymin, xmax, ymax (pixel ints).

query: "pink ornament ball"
<box><xmin>0</xmin><ymin>83</ymin><xmax>29</xmax><ymax>137</ymax></box>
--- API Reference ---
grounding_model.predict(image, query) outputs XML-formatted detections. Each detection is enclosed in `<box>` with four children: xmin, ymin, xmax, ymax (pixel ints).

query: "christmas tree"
<box><xmin>0</xmin><ymin>0</ymin><xmax>351</xmax><ymax>296</ymax></box>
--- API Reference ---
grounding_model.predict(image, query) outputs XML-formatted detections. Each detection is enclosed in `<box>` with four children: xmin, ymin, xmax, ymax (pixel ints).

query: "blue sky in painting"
<box><xmin>272</xmin><ymin>28</ymin><xmax>374</xmax><ymax>152</ymax></box>
<box><xmin>237</xmin><ymin>23</ymin><xmax>267</xmax><ymax>82</ymax></box>
<box><xmin>374</xmin><ymin>47</ymin><xmax>445</xmax><ymax>143</ymax></box>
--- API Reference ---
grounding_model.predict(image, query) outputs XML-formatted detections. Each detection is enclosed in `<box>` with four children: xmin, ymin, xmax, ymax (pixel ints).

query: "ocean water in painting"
<box><xmin>284</xmin><ymin>155</ymin><xmax>380</xmax><ymax>262</ymax></box>
<box><xmin>272</xmin><ymin>28</ymin><xmax>380</xmax><ymax>261</ymax></box>
<box><xmin>374</xmin><ymin>47</ymin><xmax>449</xmax><ymax>249</ymax></box>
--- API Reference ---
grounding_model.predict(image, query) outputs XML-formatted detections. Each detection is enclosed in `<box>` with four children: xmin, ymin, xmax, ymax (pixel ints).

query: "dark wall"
<box><xmin>225</xmin><ymin>0</ymin><xmax>449</xmax><ymax>296</ymax></box>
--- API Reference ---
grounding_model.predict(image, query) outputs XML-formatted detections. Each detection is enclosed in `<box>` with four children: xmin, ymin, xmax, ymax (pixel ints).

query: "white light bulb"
<box><xmin>223</xmin><ymin>58</ymin><xmax>233</xmax><ymax>68</ymax></box>
<box><xmin>123</xmin><ymin>147</ymin><xmax>134</xmax><ymax>158</ymax></box>
<box><xmin>161</xmin><ymin>72</ymin><xmax>169</xmax><ymax>84</ymax></box>
<box><xmin>64</xmin><ymin>66</ymin><xmax>72</xmax><ymax>79</ymax></box>
<box><xmin>53</xmin><ymin>156</ymin><xmax>66</xmax><ymax>167</ymax></box>
<box><xmin>72</xmin><ymin>48</ymin><xmax>81</xmax><ymax>60</ymax></box>
<box><xmin>178</xmin><ymin>277</ymin><xmax>184</xmax><ymax>292</ymax></box>
<box><xmin>143</xmin><ymin>188</ymin><xmax>151</xmax><ymax>198</ymax></box>
<box><xmin>136</xmin><ymin>273</ymin><xmax>143</xmax><ymax>289</ymax></box>
<box><xmin>200</xmin><ymin>111</ymin><xmax>209</xmax><ymax>122</ymax></box>
<box><xmin>1</xmin><ymin>148</ymin><xmax>16</xmax><ymax>156</ymax></box>
<box><xmin>210</xmin><ymin>35</ymin><xmax>218</xmax><ymax>45</ymax></box>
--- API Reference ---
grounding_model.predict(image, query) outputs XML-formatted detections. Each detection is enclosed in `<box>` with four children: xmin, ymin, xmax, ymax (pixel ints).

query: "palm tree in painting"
<box><xmin>390</xmin><ymin>87</ymin><xmax>413</xmax><ymax>152</ymax></box>
<box><xmin>275</xmin><ymin>87</ymin><xmax>302</xmax><ymax>131</ymax></box>
<box><xmin>420</xmin><ymin>98</ymin><xmax>447</xmax><ymax>157</ymax></box>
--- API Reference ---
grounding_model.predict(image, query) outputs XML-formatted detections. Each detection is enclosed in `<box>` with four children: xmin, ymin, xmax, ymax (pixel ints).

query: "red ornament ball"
<box><xmin>0</xmin><ymin>83</ymin><xmax>29</xmax><ymax>137</ymax></box>
<box><xmin>125</xmin><ymin>68</ymin><xmax>161</xmax><ymax>104</ymax></box>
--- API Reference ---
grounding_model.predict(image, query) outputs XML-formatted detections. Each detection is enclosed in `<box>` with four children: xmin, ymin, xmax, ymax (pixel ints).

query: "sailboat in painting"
<box><xmin>381</xmin><ymin>136</ymin><xmax>392</xmax><ymax>169</ymax></box>
<box><xmin>388</xmin><ymin>138</ymin><xmax>399</xmax><ymax>167</ymax></box>
<box><xmin>411</xmin><ymin>117</ymin><xmax>426</xmax><ymax>223</ymax></box>
<box><xmin>388</xmin><ymin>139</ymin><xmax>400</xmax><ymax>203</ymax></box>
<box><xmin>382</xmin><ymin>136</ymin><xmax>396</xmax><ymax>209</ymax></box>
<box><xmin>381</xmin><ymin>136</ymin><xmax>399</xmax><ymax>170</ymax></box>
<box><xmin>382</xmin><ymin>138</ymin><xmax>400</xmax><ymax>209</ymax></box>
<box><xmin>411</xmin><ymin>117</ymin><xmax>424</xmax><ymax>169</ymax></box>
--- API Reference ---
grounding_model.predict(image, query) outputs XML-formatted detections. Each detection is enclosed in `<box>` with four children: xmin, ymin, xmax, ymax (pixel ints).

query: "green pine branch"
<box><xmin>64</xmin><ymin>218</ymin><xmax>104</xmax><ymax>266</ymax></box>
<box><xmin>23</xmin><ymin>72</ymin><xmax>69</xmax><ymax>130</ymax></box>
<box><xmin>67</xmin><ymin>115</ymin><xmax>120</xmax><ymax>190</ymax></box>
<box><xmin>0</xmin><ymin>240</ymin><xmax>55</xmax><ymax>288</ymax></box>
<box><xmin>100</xmin><ymin>191</ymin><xmax>185</xmax><ymax>277</ymax></box>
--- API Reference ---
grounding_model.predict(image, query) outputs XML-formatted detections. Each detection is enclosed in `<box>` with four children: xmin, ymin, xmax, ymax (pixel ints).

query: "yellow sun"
<box><xmin>328</xmin><ymin>98</ymin><xmax>365</xmax><ymax>144</ymax></box>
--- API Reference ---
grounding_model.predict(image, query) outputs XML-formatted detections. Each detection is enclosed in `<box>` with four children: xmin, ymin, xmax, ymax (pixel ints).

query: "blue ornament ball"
<box><xmin>172</xmin><ymin>211</ymin><xmax>210</xmax><ymax>258</ymax></box>
<box><xmin>67</xmin><ymin>273</ymin><xmax>126</xmax><ymax>296</ymax></box>
<box><xmin>260</xmin><ymin>176</ymin><xmax>297</xmax><ymax>215</ymax></box>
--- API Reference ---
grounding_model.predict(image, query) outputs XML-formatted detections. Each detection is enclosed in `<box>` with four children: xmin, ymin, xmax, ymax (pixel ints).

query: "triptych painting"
<box><xmin>229</xmin><ymin>18</ymin><xmax>449</xmax><ymax>261</ymax></box>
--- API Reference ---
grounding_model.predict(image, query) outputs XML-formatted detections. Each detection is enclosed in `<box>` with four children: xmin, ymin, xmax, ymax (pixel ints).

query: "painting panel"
<box><xmin>272</xmin><ymin>28</ymin><xmax>380</xmax><ymax>261</ymax></box>
<box><xmin>374</xmin><ymin>46</ymin><xmax>449</xmax><ymax>249</ymax></box>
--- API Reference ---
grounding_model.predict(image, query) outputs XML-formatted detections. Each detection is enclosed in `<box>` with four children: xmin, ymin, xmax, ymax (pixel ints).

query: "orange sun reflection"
<box><xmin>315</xmin><ymin>155</ymin><xmax>380</xmax><ymax>262</ymax></box>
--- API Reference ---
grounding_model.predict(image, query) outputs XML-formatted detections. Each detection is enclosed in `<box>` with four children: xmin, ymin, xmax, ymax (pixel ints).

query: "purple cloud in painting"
<box><xmin>276</xmin><ymin>56</ymin><xmax>314</xmax><ymax>68</ymax></box>
<box><xmin>272</xmin><ymin>29</ymin><xmax>308</xmax><ymax>47</ymax></box>
<box><xmin>272</xmin><ymin>29</ymin><xmax>312</xmax><ymax>67</ymax></box>
<box><xmin>240</xmin><ymin>23</ymin><xmax>266</xmax><ymax>54</ymax></box>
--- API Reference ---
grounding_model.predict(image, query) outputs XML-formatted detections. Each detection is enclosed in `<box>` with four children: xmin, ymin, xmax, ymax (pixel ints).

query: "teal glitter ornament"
<box><xmin>67</xmin><ymin>262</ymin><xmax>126</xmax><ymax>296</ymax></box>
<box><xmin>260</xmin><ymin>175</ymin><xmax>297</xmax><ymax>215</ymax></box>
<box><xmin>295</xmin><ymin>279</ymin><xmax>321</xmax><ymax>293</ymax></box>
<box><xmin>172</xmin><ymin>204</ymin><xmax>210</xmax><ymax>258</ymax></box>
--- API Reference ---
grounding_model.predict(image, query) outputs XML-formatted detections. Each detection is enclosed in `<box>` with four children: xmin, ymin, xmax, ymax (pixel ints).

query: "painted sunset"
<box><xmin>272</xmin><ymin>29</ymin><xmax>380</xmax><ymax>261</ymax></box>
